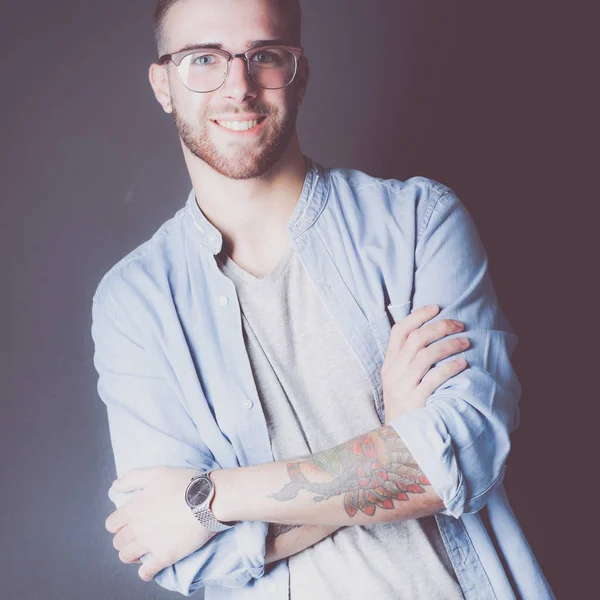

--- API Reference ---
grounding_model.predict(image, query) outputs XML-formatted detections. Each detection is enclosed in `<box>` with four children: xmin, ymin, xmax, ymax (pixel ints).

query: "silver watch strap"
<box><xmin>191</xmin><ymin>504</ymin><xmax>235</xmax><ymax>532</ymax></box>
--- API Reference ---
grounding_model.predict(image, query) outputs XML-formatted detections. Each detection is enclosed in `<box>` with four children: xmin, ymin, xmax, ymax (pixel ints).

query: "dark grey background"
<box><xmin>1</xmin><ymin>1</ymin><xmax>593</xmax><ymax>598</ymax></box>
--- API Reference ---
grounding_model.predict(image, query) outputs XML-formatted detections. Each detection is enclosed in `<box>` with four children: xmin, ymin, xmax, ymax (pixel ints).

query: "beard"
<box><xmin>171</xmin><ymin>96</ymin><xmax>298</xmax><ymax>180</ymax></box>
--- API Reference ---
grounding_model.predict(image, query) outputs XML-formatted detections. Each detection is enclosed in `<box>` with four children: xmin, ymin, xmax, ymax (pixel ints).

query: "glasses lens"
<box><xmin>180</xmin><ymin>51</ymin><xmax>229</xmax><ymax>92</ymax></box>
<box><xmin>247</xmin><ymin>48</ymin><xmax>297</xmax><ymax>89</ymax></box>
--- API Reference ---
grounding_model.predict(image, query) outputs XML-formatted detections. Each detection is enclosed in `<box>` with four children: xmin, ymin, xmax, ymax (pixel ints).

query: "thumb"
<box><xmin>112</xmin><ymin>467</ymin><xmax>158</xmax><ymax>492</ymax></box>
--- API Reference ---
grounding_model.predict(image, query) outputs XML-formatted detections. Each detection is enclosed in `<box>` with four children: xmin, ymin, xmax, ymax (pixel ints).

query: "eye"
<box><xmin>251</xmin><ymin>50</ymin><xmax>277</xmax><ymax>64</ymax></box>
<box><xmin>191</xmin><ymin>53</ymin><xmax>218</xmax><ymax>66</ymax></box>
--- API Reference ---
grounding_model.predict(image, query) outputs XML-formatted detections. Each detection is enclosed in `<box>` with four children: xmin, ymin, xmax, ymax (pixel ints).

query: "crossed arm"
<box><xmin>226</xmin><ymin>423</ymin><xmax>443</xmax><ymax>565</ymax></box>
<box><xmin>238</xmin><ymin>423</ymin><xmax>443</xmax><ymax>563</ymax></box>
<box><xmin>107</xmin><ymin>422</ymin><xmax>444</xmax><ymax>581</ymax></box>
<box><xmin>213</xmin><ymin>425</ymin><xmax>441</xmax><ymax>526</ymax></box>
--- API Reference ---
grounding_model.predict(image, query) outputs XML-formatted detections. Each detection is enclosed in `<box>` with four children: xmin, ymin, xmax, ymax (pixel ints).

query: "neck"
<box><xmin>182</xmin><ymin>135</ymin><xmax>307</xmax><ymax>261</ymax></box>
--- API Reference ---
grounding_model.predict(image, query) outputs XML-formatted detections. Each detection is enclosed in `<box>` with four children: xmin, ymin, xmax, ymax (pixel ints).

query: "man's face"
<box><xmin>160</xmin><ymin>0</ymin><xmax>305</xmax><ymax>180</ymax></box>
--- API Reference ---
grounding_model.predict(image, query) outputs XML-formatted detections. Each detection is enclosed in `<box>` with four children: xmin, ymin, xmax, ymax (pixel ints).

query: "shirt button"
<box><xmin>218</xmin><ymin>296</ymin><xmax>229</xmax><ymax>306</ymax></box>
<box><xmin>242</xmin><ymin>400</ymin><xmax>253</xmax><ymax>409</ymax></box>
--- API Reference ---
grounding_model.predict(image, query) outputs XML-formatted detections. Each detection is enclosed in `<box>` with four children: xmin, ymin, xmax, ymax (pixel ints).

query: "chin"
<box><xmin>199</xmin><ymin>136</ymin><xmax>289</xmax><ymax>180</ymax></box>
<box><xmin>210</xmin><ymin>155</ymin><xmax>278</xmax><ymax>180</ymax></box>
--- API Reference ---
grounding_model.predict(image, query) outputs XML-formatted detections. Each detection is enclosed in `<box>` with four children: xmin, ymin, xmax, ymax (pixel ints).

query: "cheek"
<box><xmin>175</xmin><ymin>97</ymin><xmax>212</xmax><ymax>124</ymax></box>
<box><xmin>266</xmin><ymin>91</ymin><xmax>296</xmax><ymax>118</ymax></box>
<box><xmin>169</xmin><ymin>82</ymin><xmax>209</xmax><ymax>117</ymax></box>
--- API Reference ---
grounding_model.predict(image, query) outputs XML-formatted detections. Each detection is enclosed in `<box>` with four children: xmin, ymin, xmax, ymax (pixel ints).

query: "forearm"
<box><xmin>211</xmin><ymin>425</ymin><xmax>444</xmax><ymax>526</ymax></box>
<box><xmin>264</xmin><ymin>523</ymin><xmax>344</xmax><ymax>564</ymax></box>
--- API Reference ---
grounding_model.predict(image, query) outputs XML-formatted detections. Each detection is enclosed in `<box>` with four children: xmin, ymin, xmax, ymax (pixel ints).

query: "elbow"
<box><xmin>436</xmin><ymin>390</ymin><xmax>514</xmax><ymax>518</ymax></box>
<box><xmin>152</xmin><ymin>559</ymin><xmax>260</xmax><ymax>596</ymax></box>
<box><xmin>390</xmin><ymin>401</ymin><xmax>513</xmax><ymax>520</ymax></box>
<box><xmin>458</xmin><ymin>431</ymin><xmax>511</xmax><ymax>516</ymax></box>
<box><xmin>152</xmin><ymin>521</ymin><xmax>269</xmax><ymax>594</ymax></box>
<box><xmin>438</xmin><ymin>404</ymin><xmax>513</xmax><ymax>519</ymax></box>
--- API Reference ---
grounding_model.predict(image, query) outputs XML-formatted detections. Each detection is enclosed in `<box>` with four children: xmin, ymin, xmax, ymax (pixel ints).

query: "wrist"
<box><xmin>209</xmin><ymin>468</ymin><xmax>236</xmax><ymax>523</ymax></box>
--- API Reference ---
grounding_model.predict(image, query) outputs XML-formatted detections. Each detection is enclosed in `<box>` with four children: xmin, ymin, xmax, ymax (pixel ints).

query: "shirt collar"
<box><xmin>184</xmin><ymin>155</ymin><xmax>330</xmax><ymax>255</ymax></box>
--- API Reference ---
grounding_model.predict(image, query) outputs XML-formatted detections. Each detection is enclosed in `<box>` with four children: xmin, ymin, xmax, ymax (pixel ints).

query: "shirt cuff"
<box><xmin>388</xmin><ymin>404</ymin><xmax>466</xmax><ymax>519</ymax></box>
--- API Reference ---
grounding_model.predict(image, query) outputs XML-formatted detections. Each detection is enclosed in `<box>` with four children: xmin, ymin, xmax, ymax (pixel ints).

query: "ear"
<box><xmin>295</xmin><ymin>57</ymin><xmax>310</xmax><ymax>107</ymax></box>
<box><xmin>149</xmin><ymin>63</ymin><xmax>173</xmax><ymax>113</ymax></box>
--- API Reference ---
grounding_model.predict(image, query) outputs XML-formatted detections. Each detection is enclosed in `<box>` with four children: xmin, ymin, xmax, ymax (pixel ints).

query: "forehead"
<box><xmin>163</xmin><ymin>0</ymin><xmax>291</xmax><ymax>52</ymax></box>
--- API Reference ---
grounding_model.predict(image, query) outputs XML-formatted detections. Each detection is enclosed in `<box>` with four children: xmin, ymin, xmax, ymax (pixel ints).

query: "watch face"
<box><xmin>186</xmin><ymin>476</ymin><xmax>212</xmax><ymax>508</ymax></box>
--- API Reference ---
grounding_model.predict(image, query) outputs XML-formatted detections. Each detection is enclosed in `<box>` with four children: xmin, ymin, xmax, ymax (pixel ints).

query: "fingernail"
<box><xmin>453</xmin><ymin>320</ymin><xmax>464</xmax><ymax>328</ymax></box>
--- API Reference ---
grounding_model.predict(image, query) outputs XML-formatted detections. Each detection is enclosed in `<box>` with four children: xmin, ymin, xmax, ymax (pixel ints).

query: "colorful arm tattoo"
<box><xmin>268</xmin><ymin>425</ymin><xmax>431</xmax><ymax>519</ymax></box>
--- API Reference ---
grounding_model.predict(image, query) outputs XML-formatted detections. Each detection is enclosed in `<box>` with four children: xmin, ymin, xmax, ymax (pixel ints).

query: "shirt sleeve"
<box><xmin>91</xmin><ymin>298</ymin><xmax>267</xmax><ymax>595</ymax></box>
<box><xmin>388</xmin><ymin>188</ymin><xmax>521</xmax><ymax>519</ymax></box>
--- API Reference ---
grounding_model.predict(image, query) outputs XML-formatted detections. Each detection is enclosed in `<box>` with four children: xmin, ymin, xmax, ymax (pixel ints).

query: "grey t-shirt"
<box><xmin>216</xmin><ymin>246</ymin><xmax>464</xmax><ymax>600</ymax></box>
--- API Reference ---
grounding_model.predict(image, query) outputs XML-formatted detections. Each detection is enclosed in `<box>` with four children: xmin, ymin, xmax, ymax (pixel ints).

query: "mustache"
<box><xmin>208</xmin><ymin>103</ymin><xmax>277</xmax><ymax>118</ymax></box>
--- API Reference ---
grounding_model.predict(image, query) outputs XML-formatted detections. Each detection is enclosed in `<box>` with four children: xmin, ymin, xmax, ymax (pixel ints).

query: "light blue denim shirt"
<box><xmin>92</xmin><ymin>156</ymin><xmax>555</xmax><ymax>599</ymax></box>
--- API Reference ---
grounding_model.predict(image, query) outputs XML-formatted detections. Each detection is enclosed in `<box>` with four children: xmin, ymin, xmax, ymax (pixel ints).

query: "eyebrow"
<box><xmin>175</xmin><ymin>39</ymin><xmax>288</xmax><ymax>53</ymax></box>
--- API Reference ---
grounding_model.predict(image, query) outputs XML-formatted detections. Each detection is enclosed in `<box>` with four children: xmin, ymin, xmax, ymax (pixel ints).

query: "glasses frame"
<box><xmin>158</xmin><ymin>45</ymin><xmax>305</xmax><ymax>93</ymax></box>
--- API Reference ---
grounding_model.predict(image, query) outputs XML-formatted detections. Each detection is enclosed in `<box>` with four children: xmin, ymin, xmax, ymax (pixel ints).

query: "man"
<box><xmin>92</xmin><ymin>0</ymin><xmax>555</xmax><ymax>598</ymax></box>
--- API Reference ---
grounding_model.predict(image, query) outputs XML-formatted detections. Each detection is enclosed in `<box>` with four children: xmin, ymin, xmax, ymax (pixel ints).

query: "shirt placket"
<box><xmin>209</xmin><ymin>261</ymin><xmax>275</xmax><ymax>466</ymax></box>
<box><xmin>292</xmin><ymin>230</ymin><xmax>387</xmax><ymax>424</ymax></box>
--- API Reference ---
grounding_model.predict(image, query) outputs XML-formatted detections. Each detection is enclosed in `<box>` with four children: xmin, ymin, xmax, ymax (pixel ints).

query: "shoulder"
<box><xmin>326</xmin><ymin>165</ymin><xmax>460</xmax><ymax>231</ymax></box>
<box><xmin>329</xmin><ymin>166</ymin><xmax>449</xmax><ymax>196</ymax></box>
<box><xmin>92</xmin><ymin>205</ymin><xmax>188</xmax><ymax>317</ymax></box>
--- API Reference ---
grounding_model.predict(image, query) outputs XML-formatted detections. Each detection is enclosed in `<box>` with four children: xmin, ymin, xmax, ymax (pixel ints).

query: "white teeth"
<box><xmin>217</xmin><ymin>119</ymin><xmax>259</xmax><ymax>131</ymax></box>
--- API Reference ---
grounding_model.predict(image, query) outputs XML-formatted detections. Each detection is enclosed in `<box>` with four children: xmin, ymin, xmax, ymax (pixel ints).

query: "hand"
<box><xmin>105</xmin><ymin>466</ymin><xmax>217</xmax><ymax>582</ymax></box>
<box><xmin>381</xmin><ymin>304</ymin><xmax>470</xmax><ymax>424</ymax></box>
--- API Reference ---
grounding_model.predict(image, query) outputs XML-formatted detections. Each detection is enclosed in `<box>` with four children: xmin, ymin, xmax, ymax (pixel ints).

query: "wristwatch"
<box><xmin>185</xmin><ymin>470</ymin><xmax>236</xmax><ymax>533</ymax></box>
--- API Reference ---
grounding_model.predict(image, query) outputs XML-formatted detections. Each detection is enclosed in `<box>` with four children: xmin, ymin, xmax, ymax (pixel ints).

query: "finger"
<box><xmin>105</xmin><ymin>509</ymin><xmax>129</xmax><ymax>534</ymax></box>
<box><xmin>386</xmin><ymin>335</ymin><xmax>468</xmax><ymax>392</ymax></box>
<box><xmin>417</xmin><ymin>358</ymin><xmax>468</xmax><ymax>399</ymax></box>
<box><xmin>411</xmin><ymin>336</ymin><xmax>470</xmax><ymax>383</ymax></box>
<box><xmin>112</xmin><ymin>524</ymin><xmax>135</xmax><ymax>551</ymax></box>
<box><xmin>138</xmin><ymin>558</ymin><xmax>165</xmax><ymax>582</ymax></box>
<box><xmin>404</xmin><ymin>319</ymin><xmax>465</xmax><ymax>361</ymax></box>
<box><xmin>119</xmin><ymin>541</ymin><xmax>148</xmax><ymax>565</ymax></box>
<box><xmin>386</xmin><ymin>304</ymin><xmax>440</xmax><ymax>356</ymax></box>
<box><xmin>112</xmin><ymin>467</ymin><xmax>158</xmax><ymax>492</ymax></box>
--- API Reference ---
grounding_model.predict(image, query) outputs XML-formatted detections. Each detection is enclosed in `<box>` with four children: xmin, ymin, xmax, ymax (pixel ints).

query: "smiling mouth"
<box><xmin>211</xmin><ymin>116</ymin><xmax>267</xmax><ymax>132</ymax></box>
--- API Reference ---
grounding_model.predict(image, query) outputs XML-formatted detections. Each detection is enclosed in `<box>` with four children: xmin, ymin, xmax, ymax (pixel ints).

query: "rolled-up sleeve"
<box><xmin>91</xmin><ymin>298</ymin><xmax>267</xmax><ymax>595</ymax></box>
<box><xmin>389</xmin><ymin>189</ymin><xmax>521</xmax><ymax>519</ymax></box>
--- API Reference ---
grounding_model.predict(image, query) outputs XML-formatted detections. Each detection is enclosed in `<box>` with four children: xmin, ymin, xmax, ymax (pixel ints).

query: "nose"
<box><xmin>220</xmin><ymin>55</ymin><xmax>259</xmax><ymax>102</ymax></box>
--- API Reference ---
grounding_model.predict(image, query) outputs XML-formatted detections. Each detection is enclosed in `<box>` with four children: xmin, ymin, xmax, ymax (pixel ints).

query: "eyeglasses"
<box><xmin>158</xmin><ymin>45</ymin><xmax>304</xmax><ymax>93</ymax></box>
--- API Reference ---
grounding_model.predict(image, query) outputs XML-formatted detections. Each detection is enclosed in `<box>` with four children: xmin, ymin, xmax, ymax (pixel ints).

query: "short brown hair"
<box><xmin>153</xmin><ymin>0</ymin><xmax>302</xmax><ymax>55</ymax></box>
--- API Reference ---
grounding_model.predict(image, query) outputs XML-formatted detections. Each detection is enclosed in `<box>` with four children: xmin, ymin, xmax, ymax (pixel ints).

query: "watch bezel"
<box><xmin>185</xmin><ymin>474</ymin><xmax>214</xmax><ymax>509</ymax></box>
